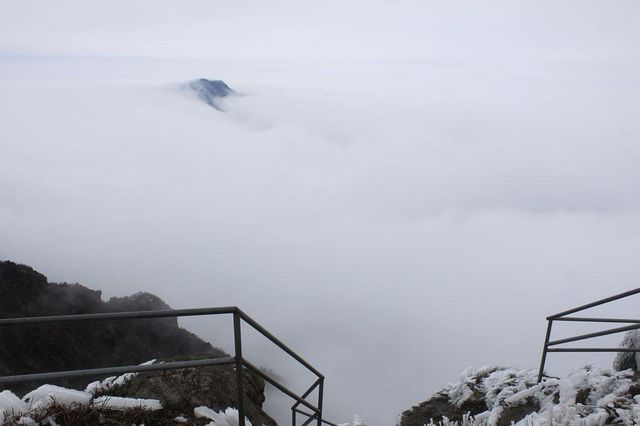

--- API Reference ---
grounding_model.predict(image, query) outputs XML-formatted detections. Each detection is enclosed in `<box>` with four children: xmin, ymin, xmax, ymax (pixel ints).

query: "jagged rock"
<box><xmin>188</xmin><ymin>79</ymin><xmax>235</xmax><ymax>111</ymax></box>
<box><xmin>106</xmin><ymin>292</ymin><xmax>176</xmax><ymax>328</ymax></box>
<box><xmin>107</xmin><ymin>292</ymin><xmax>172</xmax><ymax>312</ymax></box>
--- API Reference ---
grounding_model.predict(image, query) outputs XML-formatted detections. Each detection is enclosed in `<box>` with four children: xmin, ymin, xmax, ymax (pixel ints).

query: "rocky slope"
<box><xmin>0</xmin><ymin>261</ymin><xmax>221</xmax><ymax>383</ymax></box>
<box><xmin>399</xmin><ymin>366</ymin><xmax>640</xmax><ymax>426</ymax></box>
<box><xmin>0</xmin><ymin>260</ymin><xmax>275</xmax><ymax>426</ymax></box>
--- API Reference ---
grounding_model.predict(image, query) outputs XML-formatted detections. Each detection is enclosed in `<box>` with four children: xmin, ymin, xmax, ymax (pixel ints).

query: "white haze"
<box><xmin>1</xmin><ymin>1</ymin><xmax>640</xmax><ymax>425</ymax></box>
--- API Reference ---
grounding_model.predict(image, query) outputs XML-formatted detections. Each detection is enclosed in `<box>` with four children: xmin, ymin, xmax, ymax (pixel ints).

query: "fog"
<box><xmin>2</xmin><ymin>1</ymin><xmax>640</xmax><ymax>425</ymax></box>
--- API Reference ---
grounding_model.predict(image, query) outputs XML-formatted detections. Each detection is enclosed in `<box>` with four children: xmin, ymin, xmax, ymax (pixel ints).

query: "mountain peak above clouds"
<box><xmin>188</xmin><ymin>79</ymin><xmax>235</xmax><ymax>111</ymax></box>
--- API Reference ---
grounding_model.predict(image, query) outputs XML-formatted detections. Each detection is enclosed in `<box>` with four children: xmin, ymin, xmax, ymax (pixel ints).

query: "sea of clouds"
<box><xmin>1</xmin><ymin>1</ymin><xmax>640</xmax><ymax>424</ymax></box>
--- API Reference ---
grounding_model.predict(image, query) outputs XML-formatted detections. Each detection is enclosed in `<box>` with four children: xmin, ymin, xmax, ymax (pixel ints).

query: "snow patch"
<box><xmin>22</xmin><ymin>385</ymin><xmax>92</xmax><ymax>411</ymax></box>
<box><xmin>195</xmin><ymin>406</ymin><xmax>253</xmax><ymax>426</ymax></box>
<box><xmin>92</xmin><ymin>395</ymin><xmax>162</xmax><ymax>411</ymax></box>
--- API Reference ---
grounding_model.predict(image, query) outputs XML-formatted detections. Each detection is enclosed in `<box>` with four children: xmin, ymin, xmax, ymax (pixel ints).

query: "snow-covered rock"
<box><xmin>399</xmin><ymin>366</ymin><xmax>640</xmax><ymax>426</ymax></box>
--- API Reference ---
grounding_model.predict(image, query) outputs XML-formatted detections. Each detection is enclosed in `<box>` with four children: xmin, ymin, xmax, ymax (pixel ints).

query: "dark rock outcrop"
<box><xmin>110</xmin><ymin>362</ymin><xmax>276</xmax><ymax>426</ymax></box>
<box><xmin>188</xmin><ymin>79</ymin><xmax>235</xmax><ymax>111</ymax></box>
<box><xmin>498</xmin><ymin>399</ymin><xmax>540</xmax><ymax>426</ymax></box>
<box><xmin>0</xmin><ymin>261</ymin><xmax>222</xmax><ymax>391</ymax></box>
<box><xmin>400</xmin><ymin>391</ymin><xmax>487</xmax><ymax>426</ymax></box>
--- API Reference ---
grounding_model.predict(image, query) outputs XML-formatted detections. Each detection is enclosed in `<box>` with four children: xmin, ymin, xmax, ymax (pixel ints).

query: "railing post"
<box><xmin>234</xmin><ymin>311</ymin><xmax>246</xmax><ymax>426</ymax></box>
<box><xmin>292</xmin><ymin>407</ymin><xmax>297</xmax><ymax>426</ymax></box>
<box><xmin>317</xmin><ymin>377</ymin><xmax>324</xmax><ymax>426</ymax></box>
<box><xmin>537</xmin><ymin>319</ymin><xmax>553</xmax><ymax>383</ymax></box>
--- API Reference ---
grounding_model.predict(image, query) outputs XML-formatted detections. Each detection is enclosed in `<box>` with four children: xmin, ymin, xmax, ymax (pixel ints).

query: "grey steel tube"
<box><xmin>547</xmin><ymin>288</ymin><xmax>640</xmax><ymax>320</ymax></box>
<box><xmin>0</xmin><ymin>357</ymin><xmax>235</xmax><ymax>385</ymax></box>
<box><xmin>0</xmin><ymin>307</ymin><xmax>238</xmax><ymax>326</ymax></box>
<box><xmin>234</xmin><ymin>312</ymin><xmax>246</xmax><ymax>426</ymax></box>
<box><xmin>547</xmin><ymin>323</ymin><xmax>640</xmax><ymax>346</ymax></box>
<box><xmin>547</xmin><ymin>348</ymin><xmax>640</xmax><ymax>352</ymax></box>
<box><xmin>553</xmin><ymin>317</ymin><xmax>640</xmax><ymax>324</ymax></box>
<box><xmin>317</xmin><ymin>378</ymin><xmax>324</xmax><ymax>426</ymax></box>
<box><xmin>537</xmin><ymin>320</ymin><xmax>553</xmax><ymax>383</ymax></box>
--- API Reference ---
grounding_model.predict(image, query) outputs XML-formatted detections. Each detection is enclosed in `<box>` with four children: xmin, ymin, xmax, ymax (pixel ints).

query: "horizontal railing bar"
<box><xmin>294</xmin><ymin>409</ymin><xmax>339</xmax><ymax>426</ymax></box>
<box><xmin>237</xmin><ymin>309</ymin><xmax>323</xmax><ymax>378</ymax></box>
<box><xmin>0</xmin><ymin>357</ymin><xmax>235</xmax><ymax>385</ymax></box>
<box><xmin>241</xmin><ymin>359</ymin><xmax>319</xmax><ymax>413</ymax></box>
<box><xmin>547</xmin><ymin>348</ymin><xmax>640</xmax><ymax>353</ymax></box>
<box><xmin>553</xmin><ymin>317</ymin><xmax>640</xmax><ymax>323</ymax></box>
<box><xmin>547</xmin><ymin>287</ymin><xmax>640</xmax><ymax>320</ymax></box>
<box><xmin>292</xmin><ymin>378</ymin><xmax>321</xmax><ymax>410</ymax></box>
<box><xmin>547</xmin><ymin>323</ymin><xmax>640</xmax><ymax>346</ymax></box>
<box><xmin>0</xmin><ymin>307</ymin><xmax>239</xmax><ymax>326</ymax></box>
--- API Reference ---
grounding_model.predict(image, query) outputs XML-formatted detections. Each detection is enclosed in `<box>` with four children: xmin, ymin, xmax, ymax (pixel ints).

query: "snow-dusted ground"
<box><xmin>0</xmin><ymin>368</ymin><xmax>251</xmax><ymax>426</ymax></box>
<box><xmin>418</xmin><ymin>366</ymin><xmax>640</xmax><ymax>426</ymax></box>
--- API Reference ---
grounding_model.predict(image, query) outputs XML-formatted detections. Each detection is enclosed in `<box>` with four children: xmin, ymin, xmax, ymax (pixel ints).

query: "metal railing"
<box><xmin>537</xmin><ymin>287</ymin><xmax>640</xmax><ymax>383</ymax></box>
<box><xmin>0</xmin><ymin>307</ymin><xmax>338</xmax><ymax>426</ymax></box>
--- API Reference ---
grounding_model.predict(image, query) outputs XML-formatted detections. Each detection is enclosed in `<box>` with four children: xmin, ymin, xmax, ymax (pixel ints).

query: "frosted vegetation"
<box><xmin>613</xmin><ymin>330</ymin><xmax>640</xmax><ymax>372</ymax></box>
<box><xmin>417</xmin><ymin>366</ymin><xmax>640</xmax><ymax>426</ymax></box>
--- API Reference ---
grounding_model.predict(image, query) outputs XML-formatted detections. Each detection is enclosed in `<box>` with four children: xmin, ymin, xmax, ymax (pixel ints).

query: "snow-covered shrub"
<box><xmin>402</xmin><ymin>366</ymin><xmax>640</xmax><ymax>426</ymax></box>
<box><xmin>614</xmin><ymin>330</ymin><xmax>640</xmax><ymax>371</ymax></box>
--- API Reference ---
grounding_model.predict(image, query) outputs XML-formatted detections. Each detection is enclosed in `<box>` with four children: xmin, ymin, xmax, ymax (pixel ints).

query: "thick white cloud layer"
<box><xmin>2</xmin><ymin>1</ymin><xmax>640</xmax><ymax>425</ymax></box>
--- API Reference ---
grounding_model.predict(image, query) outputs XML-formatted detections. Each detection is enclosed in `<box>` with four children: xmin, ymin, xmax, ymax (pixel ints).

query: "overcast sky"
<box><xmin>2</xmin><ymin>1</ymin><xmax>640</xmax><ymax>425</ymax></box>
